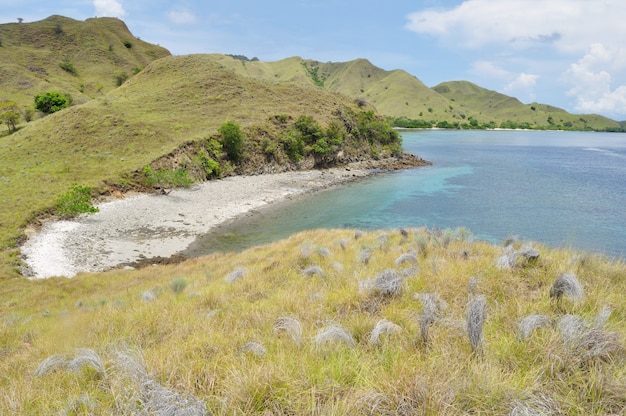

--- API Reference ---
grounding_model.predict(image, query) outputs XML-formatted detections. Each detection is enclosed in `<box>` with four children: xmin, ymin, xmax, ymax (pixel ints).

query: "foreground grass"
<box><xmin>1</xmin><ymin>228</ymin><xmax>624</xmax><ymax>414</ymax></box>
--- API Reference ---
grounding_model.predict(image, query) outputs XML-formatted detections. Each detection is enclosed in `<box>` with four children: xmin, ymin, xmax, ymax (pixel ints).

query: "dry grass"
<box><xmin>1</xmin><ymin>228</ymin><xmax>624</xmax><ymax>414</ymax></box>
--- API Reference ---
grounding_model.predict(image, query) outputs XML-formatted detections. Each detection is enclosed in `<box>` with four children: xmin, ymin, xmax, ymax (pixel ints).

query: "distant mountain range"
<box><xmin>0</xmin><ymin>15</ymin><xmax>623</xmax><ymax>133</ymax></box>
<box><xmin>205</xmin><ymin>54</ymin><xmax>623</xmax><ymax>131</ymax></box>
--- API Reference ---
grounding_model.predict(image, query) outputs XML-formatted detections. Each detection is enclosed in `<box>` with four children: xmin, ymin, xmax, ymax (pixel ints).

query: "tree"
<box><xmin>34</xmin><ymin>91</ymin><xmax>69</xmax><ymax>114</ymax></box>
<box><xmin>0</xmin><ymin>100</ymin><xmax>20</xmax><ymax>133</ymax></box>
<box><xmin>219</xmin><ymin>121</ymin><xmax>244</xmax><ymax>163</ymax></box>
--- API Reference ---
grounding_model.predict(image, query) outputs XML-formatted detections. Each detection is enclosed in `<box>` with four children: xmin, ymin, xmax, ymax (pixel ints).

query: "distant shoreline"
<box><xmin>21</xmin><ymin>155</ymin><xmax>429</xmax><ymax>278</ymax></box>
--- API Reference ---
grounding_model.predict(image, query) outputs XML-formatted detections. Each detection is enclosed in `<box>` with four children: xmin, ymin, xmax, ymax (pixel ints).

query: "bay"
<box><xmin>185</xmin><ymin>129</ymin><xmax>626</xmax><ymax>258</ymax></box>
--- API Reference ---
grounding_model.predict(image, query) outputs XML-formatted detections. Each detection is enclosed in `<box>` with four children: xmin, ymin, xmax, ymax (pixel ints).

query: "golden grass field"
<box><xmin>1</xmin><ymin>228</ymin><xmax>624</xmax><ymax>414</ymax></box>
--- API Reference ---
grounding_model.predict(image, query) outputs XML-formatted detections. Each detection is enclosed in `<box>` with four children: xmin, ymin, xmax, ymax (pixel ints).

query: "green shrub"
<box><xmin>142</xmin><ymin>166</ymin><xmax>193</xmax><ymax>188</ymax></box>
<box><xmin>122</xmin><ymin>40</ymin><xmax>132</xmax><ymax>48</ymax></box>
<box><xmin>281</xmin><ymin>131</ymin><xmax>304</xmax><ymax>162</ymax></box>
<box><xmin>195</xmin><ymin>151</ymin><xmax>221</xmax><ymax>178</ymax></box>
<box><xmin>219</xmin><ymin>121</ymin><xmax>244</xmax><ymax>163</ymax></box>
<box><xmin>0</xmin><ymin>100</ymin><xmax>20</xmax><ymax>133</ymax></box>
<box><xmin>59</xmin><ymin>61</ymin><xmax>78</xmax><ymax>76</ymax></box>
<box><xmin>55</xmin><ymin>184</ymin><xmax>99</xmax><ymax>218</ymax></box>
<box><xmin>114</xmin><ymin>71</ymin><xmax>128</xmax><ymax>87</ymax></box>
<box><xmin>34</xmin><ymin>91</ymin><xmax>69</xmax><ymax>114</ymax></box>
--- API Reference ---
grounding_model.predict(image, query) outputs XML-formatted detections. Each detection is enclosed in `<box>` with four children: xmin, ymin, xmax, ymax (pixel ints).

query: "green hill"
<box><xmin>433</xmin><ymin>81</ymin><xmax>622</xmax><ymax>131</ymax></box>
<box><xmin>0</xmin><ymin>54</ymin><xmax>408</xmax><ymax>279</ymax></box>
<box><xmin>206</xmin><ymin>55</ymin><xmax>623</xmax><ymax>131</ymax></box>
<box><xmin>0</xmin><ymin>15</ymin><xmax>170</xmax><ymax>114</ymax></box>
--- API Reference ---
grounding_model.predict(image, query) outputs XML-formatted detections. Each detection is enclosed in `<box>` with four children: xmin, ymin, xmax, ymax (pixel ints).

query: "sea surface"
<box><xmin>186</xmin><ymin>129</ymin><xmax>626</xmax><ymax>258</ymax></box>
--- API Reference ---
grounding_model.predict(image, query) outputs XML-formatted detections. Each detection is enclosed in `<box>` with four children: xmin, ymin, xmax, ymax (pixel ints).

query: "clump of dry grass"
<box><xmin>302</xmin><ymin>265</ymin><xmax>325</xmax><ymax>277</ymax></box>
<box><xmin>371</xmin><ymin>269</ymin><xmax>404</xmax><ymax>297</ymax></box>
<box><xmin>394</xmin><ymin>252</ymin><xmax>418</xmax><ymax>267</ymax></box>
<box><xmin>239</xmin><ymin>341</ymin><xmax>267</xmax><ymax>357</ymax></box>
<box><xmin>549</xmin><ymin>273</ymin><xmax>583</xmax><ymax>302</ymax></box>
<box><xmin>466</xmin><ymin>295</ymin><xmax>487</xmax><ymax>353</ymax></box>
<box><xmin>226</xmin><ymin>267</ymin><xmax>247</xmax><ymax>283</ymax></box>
<box><xmin>517</xmin><ymin>314</ymin><xmax>553</xmax><ymax>341</ymax></box>
<box><xmin>111</xmin><ymin>349</ymin><xmax>207</xmax><ymax>415</ymax></box>
<box><xmin>273</xmin><ymin>315</ymin><xmax>303</xmax><ymax>346</ymax></box>
<box><xmin>414</xmin><ymin>292</ymin><xmax>447</xmax><ymax>346</ymax></box>
<box><xmin>314</xmin><ymin>323</ymin><xmax>356</xmax><ymax>348</ymax></box>
<box><xmin>368</xmin><ymin>319</ymin><xmax>402</xmax><ymax>346</ymax></box>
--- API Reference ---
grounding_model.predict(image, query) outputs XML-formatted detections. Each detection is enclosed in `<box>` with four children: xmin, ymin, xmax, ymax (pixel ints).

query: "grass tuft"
<box><xmin>466</xmin><ymin>295</ymin><xmax>487</xmax><ymax>354</ymax></box>
<box><xmin>273</xmin><ymin>315</ymin><xmax>303</xmax><ymax>346</ymax></box>
<box><xmin>302</xmin><ymin>265</ymin><xmax>325</xmax><ymax>278</ymax></box>
<box><xmin>226</xmin><ymin>267</ymin><xmax>247</xmax><ymax>283</ymax></box>
<box><xmin>549</xmin><ymin>273</ymin><xmax>583</xmax><ymax>301</ymax></box>
<box><xmin>368</xmin><ymin>319</ymin><xmax>402</xmax><ymax>346</ymax></box>
<box><xmin>517</xmin><ymin>314</ymin><xmax>553</xmax><ymax>341</ymax></box>
<box><xmin>314</xmin><ymin>323</ymin><xmax>356</xmax><ymax>348</ymax></box>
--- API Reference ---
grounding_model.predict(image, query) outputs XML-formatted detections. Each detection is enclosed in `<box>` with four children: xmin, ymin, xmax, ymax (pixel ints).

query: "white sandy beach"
<box><xmin>20</xmin><ymin>166</ymin><xmax>377</xmax><ymax>278</ymax></box>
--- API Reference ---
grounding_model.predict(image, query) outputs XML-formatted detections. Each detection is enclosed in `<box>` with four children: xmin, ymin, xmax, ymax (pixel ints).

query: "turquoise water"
<box><xmin>186</xmin><ymin>130</ymin><xmax>626</xmax><ymax>258</ymax></box>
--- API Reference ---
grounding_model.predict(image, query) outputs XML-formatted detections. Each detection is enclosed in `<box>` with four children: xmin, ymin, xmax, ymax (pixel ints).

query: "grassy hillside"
<box><xmin>1</xmin><ymin>228</ymin><xmax>624</xmax><ymax>414</ymax></box>
<box><xmin>0</xmin><ymin>15</ymin><xmax>170</xmax><ymax>119</ymax></box>
<box><xmin>0</xmin><ymin>54</ymin><xmax>406</xmax><ymax>279</ymax></box>
<box><xmin>206</xmin><ymin>54</ymin><xmax>623</xmax><ymax>131</ymax></box>
<box><xmin>433</xmin><ymin>81</ymin><xmax>623</xmax><ymax>131</ymax></box>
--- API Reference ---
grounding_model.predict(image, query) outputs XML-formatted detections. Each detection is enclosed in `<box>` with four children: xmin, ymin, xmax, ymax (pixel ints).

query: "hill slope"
<box><xmin>0</xmin><ymin>54</ymin><xmax>410</xmax><ymax>278</ymax></box>
<box><xmin>433</xmin><ymin>81</ymin><xmax>622</xmax><ymax>131</ymax></box>
<box><xmin>0</xmin><ymin>15</ymin><xmax>170</xmax><ymax>112</ymax></box>
<box><xmin>1</xmin><ymin>228</ymin><xmax>625</xmax><ymax>414</ymax></box>
<box><xmin>206</xmin><ymin>54</ymin><xmax>623</xmax><ymax>131</ymax></box>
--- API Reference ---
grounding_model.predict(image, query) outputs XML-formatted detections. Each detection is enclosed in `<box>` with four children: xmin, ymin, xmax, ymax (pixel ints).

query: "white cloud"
<box><xmin>168</xmin><ymin>8</ymin><xmax>197</xmax><ymax>25</ymax></box>
<box><xmin>93</xmin><ymin>0</ymin><xmax>126</xmax><ymax>18</ymax></box>
<box><xmin>565</xmin><ymin>44</ymin><xmax>626</xmax><ymax>117</ymax></box>
<box><xmin>471</xmin><ymin>61</ymin><xmax>510</xmax><ymax>80</ymax></box>
<box><xmin>405</xmin><ymin>0</ymin><xmax>626</xmax><ymax>54</ymax></box>
<box><xmin>504</xmin><ymin>73</ymin><xmax>538</xmax><ymax>93</ymax></box>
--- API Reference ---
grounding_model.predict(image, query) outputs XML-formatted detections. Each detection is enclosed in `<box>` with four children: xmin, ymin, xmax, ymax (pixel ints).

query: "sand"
<box><xmin>20</xmin><ymin>166</ymin><xmax>379</xmax><ymax>278</ymax></box>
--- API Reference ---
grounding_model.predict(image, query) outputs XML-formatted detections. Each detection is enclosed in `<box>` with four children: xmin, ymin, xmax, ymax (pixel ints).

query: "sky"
<box><xmin>2</xmin><ymin>0</ymin><xmax>625</xmax><ymax>120</ymax></box>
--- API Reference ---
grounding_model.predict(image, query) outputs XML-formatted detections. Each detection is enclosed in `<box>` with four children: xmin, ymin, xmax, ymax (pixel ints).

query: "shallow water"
<box><xmin>186</xmin><ymin>129</ymin><xmax>626</xmax><ymax>258</ymax></box>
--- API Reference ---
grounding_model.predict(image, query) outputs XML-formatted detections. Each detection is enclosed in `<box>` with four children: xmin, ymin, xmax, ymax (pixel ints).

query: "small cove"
<box><xmin>185</xmin><ymin>129</ymin><xmax>626</xmax><ymax>258</ymax></box>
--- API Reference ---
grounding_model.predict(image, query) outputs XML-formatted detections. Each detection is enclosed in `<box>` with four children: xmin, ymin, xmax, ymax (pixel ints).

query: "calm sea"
<box><xmin>185</xmin><ymin>129</ymin><xmax>626</xmax><ymax>258</ymax></box>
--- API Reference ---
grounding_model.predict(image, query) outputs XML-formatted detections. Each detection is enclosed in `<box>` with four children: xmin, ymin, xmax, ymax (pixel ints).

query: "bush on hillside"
<box><xmin>34</xmin><ymin>91</ymin><xmax>70</xmax><ymax>114</ymax></box>
<box><xmin>55</xmin><ymin>184</ymin><xmax>99</xmax><ymax>218</ymax></box>
<box><xmin>219</xmin><ymin>121</ymin><xmax>245</xmax><ymax>164</ymax></box>
<box><xmin>0</xmin><ymin>100</ymin><xmax>20</xmax><ymax>133</ymax></box>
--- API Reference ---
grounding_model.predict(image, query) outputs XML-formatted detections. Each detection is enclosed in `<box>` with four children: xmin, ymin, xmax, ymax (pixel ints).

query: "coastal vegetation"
<box><xmin>0</xmin><ymin>16</ymin><xmax>624</xmax><ymax>415</ymax></box>
<box><xmin>1</xmin><ymin>228</ymin><xmax>625</xmax><ymax>414</ymax></box>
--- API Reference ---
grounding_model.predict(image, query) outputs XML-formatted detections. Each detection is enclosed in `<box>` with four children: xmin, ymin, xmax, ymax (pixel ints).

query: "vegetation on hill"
<box><xmin>0</xmin><ymin>53</ymin><xmax>411</xmax><ymax>279</ymax></box>
<box><xmin>206</xmin><ymin>55</ymin><xmax>624</xmax><ymax>132</ymax></box>
<box><xmin>0</xmin><ymin>15</ymin><xmax>170</xmax><ymax>128</ymax></box>
<box><xmin>1</xmin><ymin>228</ymin><xmax>624</xmax><ymax>414</ymax></box>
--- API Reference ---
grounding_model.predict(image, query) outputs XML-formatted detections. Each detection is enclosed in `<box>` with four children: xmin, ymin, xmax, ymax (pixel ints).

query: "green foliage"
<box><xmin>195</xmin><ymin>150</ymin><xmax>221</xmax><ymax>178</ymax></box>
<box><xmin>122</xmin><ymin>40</ymin><xmax>132</xmax><ymax>48</ymax></box>
<box><xmin>219</xmin><ymin>121</ymin><xmax>244</xmax><ymax>163</ymax></box>
<box><xmin>0</xmin><ymin>100</ymin><xmax>20</xmax><ymax>133</ymax></box>
<box><xmin>59</xmin><ymin>61</ymin><xmax>78</xmax><ymax>76</ymax></box>
<box><xmin>281</xmin><ymin>131</ymin><xmax>305</xmax><ymax>162</ymax></box>
<box><xmin>114</xmin><ymin>71</ymin><xmax>129</xmax><ymax>87</ymax></box>
<box><xmin>34</xmin><ymin>91</ymin><xmax>69</xmax><ymax>114</ymax></box>
<box><xmin>302</xmin><ymin>62</ymin><xmax>325</xmax><ymax>87</ymax></box>
<box><xmin>142</xmin><ymin>166</ymin><xmax>193</xmax><ymax>188</ymax></box>
<box><xmin>55</xmin><ymin>184</ymin><xmax>99</xmax><ymax>218</ymax></box>
<box><xmin>391</xmin><ymin>117</ymin><xmax>432</xmax><ymax>128</ymax></box>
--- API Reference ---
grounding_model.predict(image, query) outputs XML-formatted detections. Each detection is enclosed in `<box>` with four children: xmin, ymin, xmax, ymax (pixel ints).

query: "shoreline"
<box><xmin>21</xmin><ymin>156</ymin><xmax>429</xmax><ymax>278</ymax></box>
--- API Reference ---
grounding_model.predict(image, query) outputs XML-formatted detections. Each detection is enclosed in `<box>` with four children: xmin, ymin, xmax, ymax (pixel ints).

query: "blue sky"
<box><xmin>2</xmin><ymin>0</ymin><xmax>625</xmax><ymax>120</ymax></box>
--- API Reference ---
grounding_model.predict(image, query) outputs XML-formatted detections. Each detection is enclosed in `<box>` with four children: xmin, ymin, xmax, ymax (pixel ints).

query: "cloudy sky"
<box><xmin>2</xmin><ymin>0</ymin><xmax>625</xmax><ymax>120</ymax></box>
